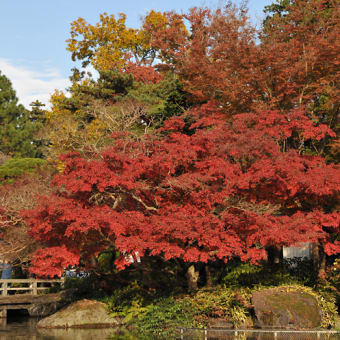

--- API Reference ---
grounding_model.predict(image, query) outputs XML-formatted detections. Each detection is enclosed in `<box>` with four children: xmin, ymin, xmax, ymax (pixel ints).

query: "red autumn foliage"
<box><xmin>17</xmin><ymin>1</ymin><xmax>340</xmax><ymax>278</ymax></box>
<box><xmin>146</xmin><ymin>4</ymin><xmax>260</xmax><ymax>113</ymax></box>
<box><xmin>125</xmin><ymin>62</ymin><xmax>164</xmax><ymax>84</ymax></box>
<box><xmin>23</xmin><ymin>102</ymin><xmax>340</xmax><ymax>277</ymax></box>
<box><xmin>260</xmin><ymin>0</ymin><xmax>340</xmax><ymax>111</ymax></box>
<box><xmin>146</xmin><ymin>0</ymin><xmax>339</xmax><ymax>150</ymax></box>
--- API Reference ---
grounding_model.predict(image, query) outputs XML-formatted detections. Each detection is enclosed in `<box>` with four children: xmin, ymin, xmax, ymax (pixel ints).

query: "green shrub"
<box><xmin>221</xmin><ymin>258</ymin><xmax>315</xmax><ymax>288</ymax></box>
<box><xmin>106</xmin><ymin>281</ymin><xmax>148</xmax><ymax>315</ymax></box>
<box><xmin>322</xmin><ymin>258</ymin><xmax>340</xmax><ymax>311</ymax></box>
<box><xmin>97</xmin><ymin>251</ymin><xmax>115</xmax><ymax>274</ymax></box>
<box><xmin>106</xmin><ymin>281</ymin><xmax>193</xmax><ymax>339</ymax></box>
<box><xmin>186</xmin><ymin>287</ymin><xmax>251</xmax><ymax>328</ymax></box>
<box><xmin>0</xmin><ymin>157</ymin><xmax>47</xmax><ymax>182</ymax></box>
<box><xmin>135</xmin><ymin>298</ymin><xmax>194</xmax><ymax>339</ymax></box>
<box><xmin>63</xmin><ymin>275</ymin><xmax>104</xmax><ymax>300</ymax></box>
<box><xmin>103</xmin><ymin>259</ymin><xmax>337</xmax><ymax>337</ymax></box>
<box><xmin>106</xmin><ymin>285</ymin><xmax>253</xmax><ymax>338</ymax></box>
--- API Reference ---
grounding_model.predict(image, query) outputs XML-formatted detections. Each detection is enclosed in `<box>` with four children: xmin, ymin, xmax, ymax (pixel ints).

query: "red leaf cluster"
<box><xmin>23</xmin><ymin>102</ymin><xmax>340</xmax><ymax>276</ymax></box>
<box><xmin>124</xmin><ymin>62</ymin><xmax>164</xmax><ymax>84</ymax></box>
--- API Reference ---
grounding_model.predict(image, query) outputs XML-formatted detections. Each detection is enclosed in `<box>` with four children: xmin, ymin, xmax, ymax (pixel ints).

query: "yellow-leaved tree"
<box><xmin>43</xmin><ymin>11</ymin><xmax>189</xmax><ymax>163</ymax></box>
<box><xmin>67</xmin><ymin>11</ymin><xmax>168</xmax><ymax>71</ymax></box>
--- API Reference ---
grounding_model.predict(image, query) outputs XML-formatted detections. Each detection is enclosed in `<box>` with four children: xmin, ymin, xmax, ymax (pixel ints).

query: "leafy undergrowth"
<box><xmin>105</xmin><ymin>282</ymin><xmax>338</xmax><ymax>340</ymax></box>
<box><xmin>60</xmin><ymin>259</ymin><xmax>339</xmax><ymax>339</ymax></box>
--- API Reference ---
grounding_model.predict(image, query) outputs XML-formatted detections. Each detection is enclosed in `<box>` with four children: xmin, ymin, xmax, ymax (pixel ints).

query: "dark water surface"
<box><xmin>0</xmin><ymin>316</ymin><xmax>129</xmax><ymax>340</ymax></box>
<box><xmin>0</xmin><ymin>317</ymin><xmax>339</xmax><ymax>340</ymax></box>
<box><xmin>182</xmin><ymin>329</ymin><xmax>340</xmax><ymax>340</ymax></box>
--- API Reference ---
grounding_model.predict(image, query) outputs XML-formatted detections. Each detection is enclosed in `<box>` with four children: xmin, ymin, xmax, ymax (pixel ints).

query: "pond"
<box><xmin>0</xmin><ymin>316</ymin><xmax>338</xmax><ymax>340</ymax></box>
<box><xmin>182</xmin><ymin>329</ymin><xmax>340</xmax><ymax>340</ymax></box>
<box><xmin>0</xmin><ymin>315</ymin><xmax>131</xmax><ymax>340</ymax></box>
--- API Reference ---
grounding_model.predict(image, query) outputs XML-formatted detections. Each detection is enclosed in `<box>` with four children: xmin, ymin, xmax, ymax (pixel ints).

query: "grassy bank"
<box><xmin>62</xmin><ymin>278</ymin><xmax>338</xmax><ymax>339</ymax></box>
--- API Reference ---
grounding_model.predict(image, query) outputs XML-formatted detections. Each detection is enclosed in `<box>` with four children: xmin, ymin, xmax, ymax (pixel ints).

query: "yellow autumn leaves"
<box><xmin>67</xmin><ymin>11</ymin><xmax>168</xmax><ymax>71</ymax></box>
<box><xmin>43</xmin><ymin>10</ymin><xmax>186</xmax><ymax>165</ymax></box>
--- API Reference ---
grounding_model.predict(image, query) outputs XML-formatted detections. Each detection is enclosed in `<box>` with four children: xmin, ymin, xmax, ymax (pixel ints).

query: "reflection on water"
<box><xmin>38</xmin><ymin>327</ymin><xmax>121</xmax><ymax>340</ymax></box>
<box><xmin>0</xmin><ymin>317</ymin><xmax>338</xmax><ymax>340</ymax></box>
<box><xmin>0</xmin><ymin>316</ymin><xmax>132</xmax><ymax>340</ymax></box>
<box><xmin>182</xmin><ymin>329</ymin><xmax>340</xmax><ymax>340</ymax></box>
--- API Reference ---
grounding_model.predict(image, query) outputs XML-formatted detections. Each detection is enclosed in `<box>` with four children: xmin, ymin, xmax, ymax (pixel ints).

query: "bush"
<box><xmin>186</xmin><ymin>287</ymin><xmax>251</xmax><ymax>328</ymax></box>
<box><xmin>106</xmin><ymin>282</ymin><xmax>193</xmax><ymax>339</ymax></box>
<box><xmin>106</xmin><ymin>284</ymin><xmax>253</xmax><ymax>338</ymax></box>
<box><xmin>135</xmin><ymin>298</ymin><xmax>194</xmax><ymax>339</ymax></box>
<box><xmin>106</xmin><ymin>281</ymin><xmax>148</xmax><ymax>319</ymax></box>
<box><xmin>63</xmin><ymin>275</ymin><xmax>104</xmax><ymax>300</ymax></box>
<box><xmin>105</xmin><ymin>281</ymin><xmax>338</xmax><ymax>337</ymax></box>
<box><xmin>221</xmin><ymin>258</ymin><xmax>316</xmax><ymax>288</ymax></box>
<box><xmin>324</xmin><ymin>258</ymin><xmax>340</xmax><ymax>311</ymax></box>
<box><xmin>0</xmin><ymin>158</ymin><xmax>47</xmax><ymax>182</ymax></box>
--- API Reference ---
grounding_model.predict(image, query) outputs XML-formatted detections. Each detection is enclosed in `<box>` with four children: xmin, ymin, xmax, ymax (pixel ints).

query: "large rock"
<box><xmin>37</xmin><ymin>299</ymin><xmax>121</xmax><ymax>329</ymax></box>
<box><xmin>28</xmin><ymin>302</ymin><xmax>60</xmax><ymax>317</ymax></box>
<box><xmin>28</xmin><ymin>289</ymin><xmax>76</xmax><ymax>317</ymax></box>
<box><xmin>252</xmin><ymin>287</ymin><xmax>322</xmax><ymax>329</ymax></box>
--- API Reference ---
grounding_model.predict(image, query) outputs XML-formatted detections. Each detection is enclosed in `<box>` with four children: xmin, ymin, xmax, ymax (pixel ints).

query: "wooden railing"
<box><xmin>0</xmin><ymin>279</ymin><xmax>64</xmax><ymax>296</ymax></box>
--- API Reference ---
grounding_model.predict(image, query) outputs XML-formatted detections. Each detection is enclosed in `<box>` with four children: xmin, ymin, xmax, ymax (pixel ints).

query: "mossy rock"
<box><xmin>37</xmin><ymin>299</ymin><xmax>122</xmax><ymax>329</ymax></box>
<box><xmin>252</xmin><ymin>287</ymin><xmax>321</xmax><ymax>329</ymax></box>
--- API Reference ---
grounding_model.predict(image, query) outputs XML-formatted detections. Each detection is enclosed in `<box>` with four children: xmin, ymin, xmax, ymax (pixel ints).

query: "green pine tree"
<box><xmin>0</xmin><ymin>71</ymin><xmax>44</xmax><ymax>158</ymax></box>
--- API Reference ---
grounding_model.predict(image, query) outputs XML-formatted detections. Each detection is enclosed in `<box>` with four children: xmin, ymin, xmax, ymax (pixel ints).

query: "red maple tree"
<box><xmin>145</xmin><ymin>4</ymin><xmax>260</xmax><ymax>114</ymax></box>
<box><xmin>23</xmin><ymin>102</ymin><xmax>339</xmax><ymax>278</ymax></box>
<box><xmin>145</xmin><ymin>0</ymin><xmax>339</xmax><ymax>152</ymax></box>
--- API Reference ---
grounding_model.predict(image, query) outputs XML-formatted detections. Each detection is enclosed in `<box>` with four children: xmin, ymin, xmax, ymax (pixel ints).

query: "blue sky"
<box><xmin>0</xmin><ymin>0</ymin><xmax>272</xmax><ymax>107</ymax></box>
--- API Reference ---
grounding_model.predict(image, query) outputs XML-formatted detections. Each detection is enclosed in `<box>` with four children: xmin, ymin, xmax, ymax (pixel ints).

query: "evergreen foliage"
<box><xmin>0</xmin><ymin>71</ymin><xmax>45</xmax><ymax>158</ymax></box>
<box><xmin>0</xmin><ymin>158</ymin><xmax>47</xmax><ymax>182</ymax></box>
<box><xmin>46</xmin><ymin>69</ymin><xmax>189</xmax><ymax>158</ymax></box>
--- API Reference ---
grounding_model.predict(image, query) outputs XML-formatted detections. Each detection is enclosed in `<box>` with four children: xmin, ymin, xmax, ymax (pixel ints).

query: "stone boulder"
<box><xmin>36</xmin><ymin>299</ymin><xmax>122</xmax><ymax>329</ymax></box>
<box><xmin>28</xmin><ymin>289</ymin><xmax>76</xmax><ymax>317</ymax></box>
<box><xmin>252</xmin><ymin>287</ymin><xmax>322</xmax><ymax>329</ymax></box>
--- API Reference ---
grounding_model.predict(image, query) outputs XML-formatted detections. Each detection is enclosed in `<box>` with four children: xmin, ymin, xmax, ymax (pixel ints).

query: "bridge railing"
<box><xmin>0</xmin><ymin>279</ymin><xmax>64</xmax><ymax>296</ymax></box>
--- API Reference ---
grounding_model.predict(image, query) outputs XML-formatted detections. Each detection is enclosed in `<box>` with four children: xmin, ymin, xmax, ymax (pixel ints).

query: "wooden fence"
<box><xmin>0</xmin><ymin>279</ymin><xmax>64</xmax><ymax>296</ymax></box>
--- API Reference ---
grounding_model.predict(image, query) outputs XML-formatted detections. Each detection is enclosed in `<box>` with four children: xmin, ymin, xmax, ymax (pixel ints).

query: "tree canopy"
<box><xmin>24</xmin><ymin>101</ymin><xmax>339</xmax><ymax>277</ymax></box>
<box><xmin>6</xmin><ymin>0</ymin><xmax>339</xmax><ymax>280</ymax></box>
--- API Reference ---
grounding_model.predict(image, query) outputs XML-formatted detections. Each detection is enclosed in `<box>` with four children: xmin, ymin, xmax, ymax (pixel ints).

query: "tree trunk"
<box><xmin>186</xmin><ymin>264</ymin><xmax>199</xmax><ymax>291</ymax></box>
<box><xmin>205</xmin><ymin>263</ymin><xmax>213</xmax><ymax>288</ymax></box>
<box><xmin>312</xmin><ymin>243</ymin><xmax>320</xmax><ymax>279</ymax></box>
<box><xmin>318</xmin><ymin>246</ymin><xmax>327</xmax><ymax>282</ymax></box>
<box><xmin>267</xmin><ymin>245</ymin><xmax>282</xmax><ymax>265</ymax></box>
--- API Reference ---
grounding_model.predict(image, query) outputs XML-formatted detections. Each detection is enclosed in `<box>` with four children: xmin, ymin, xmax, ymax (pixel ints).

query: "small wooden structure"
<box><xmin>283</xmin><ymin>242</ymin><xmax>313</xmax><ymax>260</ymax></box>
<box><xmin>0</xmin><ymin>278</ymin><xmax>64</xmax><ymax>318</ymax></box>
